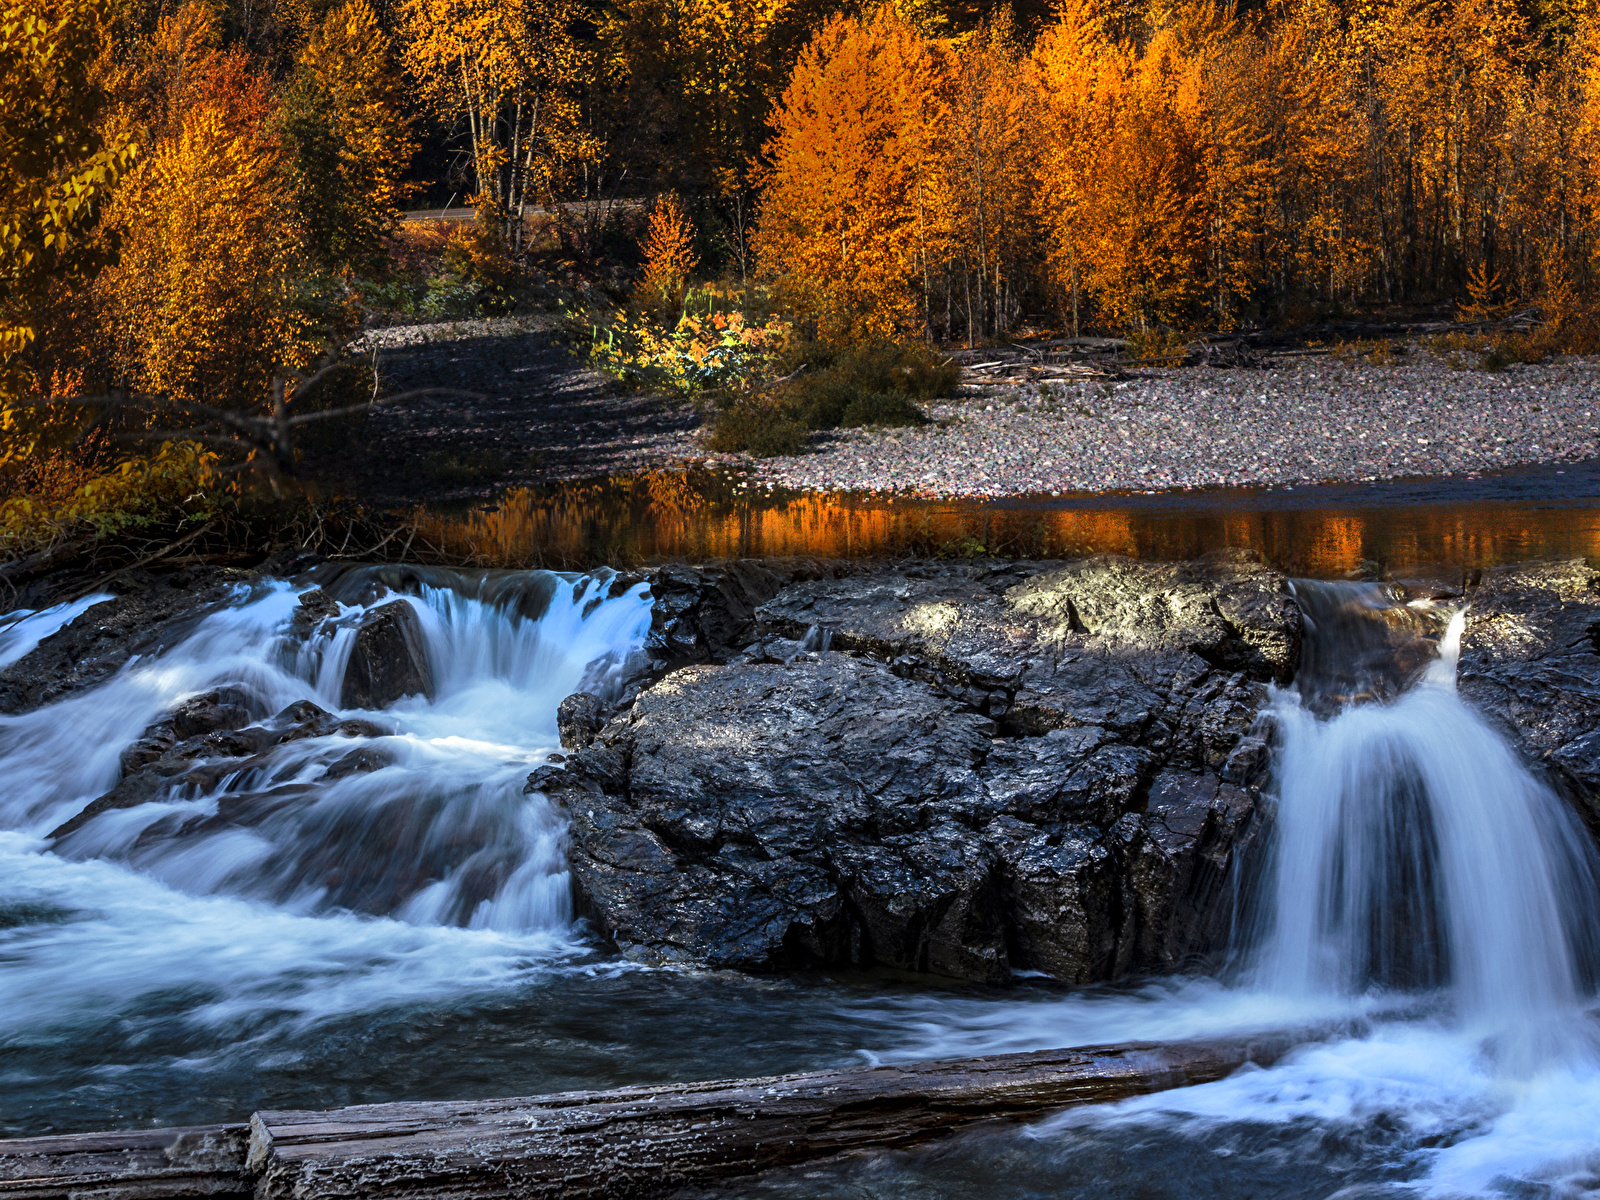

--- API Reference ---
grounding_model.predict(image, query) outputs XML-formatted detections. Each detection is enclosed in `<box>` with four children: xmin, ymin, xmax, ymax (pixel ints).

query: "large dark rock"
<box><xmin>50</xmin><ymin>699</ymin><xmax>388</xmax><ymax>840</ymax></box>
<box><xmin>0</xmin><ymin>568</ymin><xmax>256</xmax><ymax>715</ymax></box>
<box><xmin>340</xmin><ymin>600</ymin><xmax>434</xmax><ymax>709</ymax></box>
<box><xmin>643</xmin><ymin>560</ymin><xmax>846</xmax><ymax>667</ymax></box>
<box><xmin>754</xmin><ymin>552</ymin><xmax>1297</xmax><ymax>744</ymax></box>
<box><xmin>538</xmin><ymin>557</ymin><xmax>1288</xmax><ymax>985</ymax></box>
<box><xmin>1458</xmin><ymin>559</ymin><xmax>1600</xmax><ymax>832</ymax></box>
<box><xmin>557</xmin><ymin>692</ymin><xmax>605</xmax><ymax>749</ymax></box>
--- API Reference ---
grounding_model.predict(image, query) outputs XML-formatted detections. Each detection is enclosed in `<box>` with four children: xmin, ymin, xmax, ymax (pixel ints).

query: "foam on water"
<box><xmin>0</xmin><ymin>593</ymin><xmax>113</xmax><ymax>670</ymax></box>
<box><xmin>0</xmin><ymin>570</ymin><xmax>653</xmax><ymax>1050</ymax></box>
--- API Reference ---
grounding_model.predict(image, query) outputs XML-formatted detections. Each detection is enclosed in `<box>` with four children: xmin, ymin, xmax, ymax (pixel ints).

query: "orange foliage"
<box><xmin>758</xmin><ymin>0</ymin><xmax>1600</xmax><ymax>342</ymax></box>
<box><xmin>400</xmin><ymin>0</ymin><xmax>593</xmax><ymax>243</ymax></box>
<box><xmin>755</xmin><ymin>5</ymin><xmax>947</xmax><ymax>341</ymax></box>
<box><xmin>639</xmin><ymin>191</ymin><xmax>699</xmax><ymax>302</ymax></box>
<box><xmin>99</xmin><ymin>6</ymin><xmax>313</xmax><ymax>409</ymax></box>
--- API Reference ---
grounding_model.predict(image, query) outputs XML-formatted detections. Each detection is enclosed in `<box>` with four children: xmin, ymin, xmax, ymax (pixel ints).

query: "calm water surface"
<box><xmin>414</xmin><ymin>458</ymin><xmax>1600</xmax><ymax>575</ymax></box>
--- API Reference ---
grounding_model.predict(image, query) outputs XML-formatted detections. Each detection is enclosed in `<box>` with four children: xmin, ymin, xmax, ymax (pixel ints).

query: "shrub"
<box><xmin>708</xmin><ymin>339</ymin><xmax>957</xmax><ymax>456</ymax></box>
<box><xmin>0</xmin><ymin>439</ymin><xmax>221</xmax><ymax>554</ymax></box>
<box><xmin>772</xmin><ymin>339</ymin><xmax>954</xmax><ymax>430</ymax></box>
<box><xmin>591</xmin><ymin>310</ymin><xmax>795</xmax><ymax>395</ymax></box>
<box><xmin>706</xmin><ymin>400</ymin><xmax>808</xmax><ymax>456</ymax></box>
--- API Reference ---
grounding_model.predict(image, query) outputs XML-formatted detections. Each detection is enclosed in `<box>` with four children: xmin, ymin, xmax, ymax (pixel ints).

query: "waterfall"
<box><xmin>1250</xmin><ymin>581</ymin><xmax>1600</xmax><ymax>1071</ymax></box>
<box><xmin>0</xmin><ymin>569</ymin><xmax>653</xmax><ymax>932</ymax></box>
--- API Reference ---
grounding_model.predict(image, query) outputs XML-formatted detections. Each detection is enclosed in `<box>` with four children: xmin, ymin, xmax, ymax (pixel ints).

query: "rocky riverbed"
<box><xmin>7</xmin><ymin>553</ymin><xmax>1599</xmax><ymax>989</ymax></box>
<box><xmin>732</xmin><ymin>352</ymin><xmax>1600</xmax><ymax>497</ymax></box>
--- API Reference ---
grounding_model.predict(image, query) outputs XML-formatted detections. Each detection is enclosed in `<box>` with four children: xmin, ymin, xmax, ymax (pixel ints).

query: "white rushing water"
<box><xmin>0</xmin><ymin>571</ymin><xmax>653</xmax><ymax>1045</ymax></box>
<box><xmin>863</xmin><ymin>584</ymin><xmax>1600</xmax><ymax>1197</ymax></box>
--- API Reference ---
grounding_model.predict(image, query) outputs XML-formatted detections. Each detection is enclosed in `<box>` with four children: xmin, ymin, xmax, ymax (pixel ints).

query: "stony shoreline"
<box><xmin>727</xmin><ymin>352</ymin><xmax>1600</xmax><ymax>498</ymax></box>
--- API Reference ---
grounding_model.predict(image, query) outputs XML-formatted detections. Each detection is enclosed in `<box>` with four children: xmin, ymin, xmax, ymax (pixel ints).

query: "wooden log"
<box><xmin>0</xmin><ymin>1124</ymin><xmax>251</xmax><ymax>1200</ymax></box>
<box><xmin>0</xmin><ymin>1032</ymin><xmax>1298</xmax><ymax>1200</ymax></box>
<box><xmin>249</xmin><ymin>1034</ymin><xmax>1295</xmax><ymax>1200</ymax></box>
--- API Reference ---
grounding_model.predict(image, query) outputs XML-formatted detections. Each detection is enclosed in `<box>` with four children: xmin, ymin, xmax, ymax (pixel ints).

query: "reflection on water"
<box><xmin>411</xmin><ymin>460</ymin><xmax>1600</xmax><ymax>577</ymax></box>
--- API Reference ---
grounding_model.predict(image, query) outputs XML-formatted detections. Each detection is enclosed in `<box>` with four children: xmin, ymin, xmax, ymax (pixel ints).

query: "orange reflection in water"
<box><xmin>410</xmin><ymin>471</ymin><xmax>1600</xmax><ymax>577</ymax></box>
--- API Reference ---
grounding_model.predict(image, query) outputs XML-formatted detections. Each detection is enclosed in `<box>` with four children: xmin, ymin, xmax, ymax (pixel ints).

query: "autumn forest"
<box><xmin>5</xmin><ymin>0</ymin><xmax>1600</xmax><ymax>544</ymax></box>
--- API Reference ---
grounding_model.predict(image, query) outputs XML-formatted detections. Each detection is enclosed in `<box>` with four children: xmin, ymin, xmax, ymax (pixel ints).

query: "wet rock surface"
<box><xmin>49</xmin><ymin>694</ymin><xmax>388</xmax><ymax>840</ymax></box>
<box><xmin>341</xmin><ymin>600</ymin><xmax>435</xmax><ymax>709</ymax></box>
<box><xmin>1459</xmin><ymin>559</ymin><xmax>1600</xmax><ymax>831</ymax></box>
<box><xmin>0</xmin><ymin>568</ymin><xmax>255</xmax><ymax>715</ymax></box>
<box><xmin>538</xmin><ymin>553</ymin><xmax>1292</xmax><ymax>984</ymax></box>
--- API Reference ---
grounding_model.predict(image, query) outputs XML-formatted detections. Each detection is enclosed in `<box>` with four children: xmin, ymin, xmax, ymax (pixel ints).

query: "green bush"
<box><xmin>706</xmin><ymin>401</ymin><xmax>808</xmax><ymax>456</ymax></box>
<box><xmin>709</xmin><ymin>339</ymin><xmax>957</xmax><ymax>457</ymax></box>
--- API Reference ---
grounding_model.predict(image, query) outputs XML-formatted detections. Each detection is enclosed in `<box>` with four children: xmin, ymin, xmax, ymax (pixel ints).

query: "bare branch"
<box><xmin>284</xmin><ymin>388</ymin><xmax>481</xmax><ymax>426</ymax></box>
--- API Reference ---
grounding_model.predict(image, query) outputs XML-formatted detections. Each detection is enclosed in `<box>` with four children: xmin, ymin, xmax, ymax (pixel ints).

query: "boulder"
<box><xmin>49</xmin><ymin>699</ymin><xmax>389</xmax><ymax>840</ymax></box>
<box><xmin>340</xmin><ymin>601</ymin><xmax>434</xmax><ymax>709</ymax></box>
<box><xmin>557</xmin><ymin>692</ymin><xmax>605</xmax><ymax>749</ymax></box>
<box><xmin>0</xmin><ymin>567</ymin><xmax>256</xmax><ymax>715</ymax></box>
<box><xmin>538</xmin><ymin>600</ymin><xmax>1273</xmax><ymax>985</ymax></box>
<box><xmin>754</xmin><ymin>552</ymin><xmax>1296</xmax><ymax>741</ymax></box>
<box><xmin>290</xmin><ymin>588</ymin><xmax>341</xmax><ymax>635</ymax></box>
<box><xmin>1458</xmin><ymin>559</ymin><xmax>1600</xmax><ymax>832</ymax></box>
<box><xmin>118</xmin><ymin>685</ymin><xmax>256</xmax><ymax>775</ymax></box>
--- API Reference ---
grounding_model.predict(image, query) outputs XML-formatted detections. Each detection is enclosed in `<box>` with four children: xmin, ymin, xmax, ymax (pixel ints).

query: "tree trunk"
<box><xmin>251</xmin><ymin>1034</ymin><xmax>1295</xmax><ymax>1198</ymax></box>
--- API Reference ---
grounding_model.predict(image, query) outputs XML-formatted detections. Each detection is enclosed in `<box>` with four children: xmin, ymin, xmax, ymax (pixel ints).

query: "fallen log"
<box><xmin>0</xmin><ymin>1124</ymin><xmax>251</xmax><ymax>1200</ymax></box>
<box><xmin>250</xmin><ymin>1034</ymin><xmax>1293</xmax><ymax>1200</ymax></box>
<box><xmin>0</xmin><ymin>1033</ymin><xmax>1298</xmax><ymax>1200</ymax></box>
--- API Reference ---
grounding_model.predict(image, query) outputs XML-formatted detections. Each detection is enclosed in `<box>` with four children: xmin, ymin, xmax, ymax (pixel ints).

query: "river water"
<box><xmin>2</xmin><ymin>556</ymin><xmax>1599</xmax><ymax>1197</ymax></box>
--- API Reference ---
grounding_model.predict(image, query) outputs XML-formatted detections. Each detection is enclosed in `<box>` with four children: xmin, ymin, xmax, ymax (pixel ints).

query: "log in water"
<box><xmin>0</xmin><ymin>1033</ymin><xmax>1295</xmax><ymax>1200</ymax></box>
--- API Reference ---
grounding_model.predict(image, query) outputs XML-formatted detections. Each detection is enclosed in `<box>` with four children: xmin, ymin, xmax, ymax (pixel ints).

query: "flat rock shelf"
<box><xmin>0</xmin><ymin>1033</ymin><xmax>1297</xmax><ymax>1200</ymax></box>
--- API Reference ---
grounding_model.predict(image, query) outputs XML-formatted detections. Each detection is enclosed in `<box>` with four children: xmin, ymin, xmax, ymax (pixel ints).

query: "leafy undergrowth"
<box><xmin>706</xmin><ymin>339</ymin><xmax>959</xmax><ymax>457</ymax></box>
<box><xmin>1</xmin><ymin>422</ymin><xmax>224</xmax><ymax>559</ymax></box>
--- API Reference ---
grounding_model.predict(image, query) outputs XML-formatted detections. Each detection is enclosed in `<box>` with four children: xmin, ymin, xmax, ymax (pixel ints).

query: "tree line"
<box><xmin>760</xmin><ymin>0</ymin><xmax>1600</xmax><ymax>344</ymax></box>
<box><xmin>6</xmin><ymin>0</ymin><xmax>1600</xmax><ymax>430</ymax></box>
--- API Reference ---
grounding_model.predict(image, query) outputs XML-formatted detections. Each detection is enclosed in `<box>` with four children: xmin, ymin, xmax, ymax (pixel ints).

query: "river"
<box><xmin>2</xmin><ymin>475</ymin><xmax>1600</xmax><ymax>1198</ymax></box>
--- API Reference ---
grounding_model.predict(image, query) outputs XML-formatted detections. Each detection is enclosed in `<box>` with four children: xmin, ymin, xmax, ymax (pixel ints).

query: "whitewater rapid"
<box><xmin>2</xmin><ymin>571</ymin><xmax>1599</xmax><ymax>1196</ymax></box>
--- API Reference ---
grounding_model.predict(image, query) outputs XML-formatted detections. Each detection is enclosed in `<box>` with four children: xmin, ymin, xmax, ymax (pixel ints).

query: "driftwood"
<box><xmin>0</xmin><ymin>1033</ymin><xmax>1296</xmax><ymax>1200</ymax></box>
<box><xmin>0</xmin><ymin>1124</ymin><xmax>252</xmax><ymax>1200</ymax></box>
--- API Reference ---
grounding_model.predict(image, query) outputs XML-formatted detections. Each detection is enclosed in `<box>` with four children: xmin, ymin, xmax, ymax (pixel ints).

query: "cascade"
<box><xmin>0</xmin><ymin>569</ymin><xmax>653</xmax><ymax>930</ymax></box>
<box><xmin>1251</xmin><ymin>580</ymin><xmax>1600</xmax><ymax>1068</ymax></box>
<box><xmin>4</xmin><ymin>566</ymin><xmax>1600</xmax><ymax>1194</ymax></box>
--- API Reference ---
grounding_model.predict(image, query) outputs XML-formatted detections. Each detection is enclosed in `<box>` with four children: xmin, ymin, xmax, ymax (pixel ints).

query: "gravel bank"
<box><xmin>733</xmin><ymin>353</ymin><xmax>1600</xmax><ymax>497</ymax></box>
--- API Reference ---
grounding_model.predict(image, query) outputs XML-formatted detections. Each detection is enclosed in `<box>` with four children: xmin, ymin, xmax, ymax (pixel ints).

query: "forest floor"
<box><xmin>315</xmin><ymin>319</ymin><xmax>1600</xmax><ymax>505</ymax></box>
<box><xmin>301</xmin><ymin>316</ymin><xmax>702</xmax><ymax>505</ymax></box>
<box><xmin>724</xmin><ymin>351</ymin><xmax>1600</xmax><ymax>497</ymax></box>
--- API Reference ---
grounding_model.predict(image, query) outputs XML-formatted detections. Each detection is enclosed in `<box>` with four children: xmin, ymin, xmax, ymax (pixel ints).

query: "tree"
<box><xmin>1</xmin><ymin>0</ymin><xmax>137</xmax><ymax>402</ymax></box>
<box><xmin>400</xmin><ymin>0</ymin><xmax>594</xmax><ymax>246</ymax></box>
<box><xmin>941</xmin><ymin>10</ymin><xmax>1038</xmax><ymax>343</ymax></box>
<box><xmin>755</xmin><ymin>5</ymin><xmax>949</xmax><ymax>340</ymax></box>
<box><xmin>98</xmin><ymin>36</ymin><xmax>314</xmax><ymax>412</ymax></box>
<box><xmin>639</xmin><ymin>191</ymin><xmax>699</xmax><ymax>304</ymax></box>
<box><xmin>281</xmin><ymin>0</ymin><xmax>416</xmax><ymax>274</ymax></box>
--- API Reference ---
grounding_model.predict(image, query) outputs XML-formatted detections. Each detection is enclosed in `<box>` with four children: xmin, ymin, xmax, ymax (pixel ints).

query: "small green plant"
<box><xmin>591</xmin><ymin>310</ymin><xmax>795</xmax><ymax>396</ymax></box>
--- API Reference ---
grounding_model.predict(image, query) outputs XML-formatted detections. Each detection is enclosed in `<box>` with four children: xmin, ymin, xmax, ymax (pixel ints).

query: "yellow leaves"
<box><xmin>0</xmin><ymin>0</ymin><xmax>134</xmax><ymax>381</ymax></box>
<box><xmin>400</xmin><ymin>0</ymin><xmax>593</xmax><ymax>221</ymax></box>
<box><xmin>284</xmin><ymin>0</ymin><xmax>415</xmax><ymax>270</ymax></box>
<box><xmin>0</xmin><ymin>438</ymin><xmax>219</xmax><ymax>554</ymax></box>
<box><xmin>755</xmin><ymin>4</ymin><xmax>947</xmax><ymax>340</ymax></box>
<box><xmin>602</xmin><ymin>0</ymin><xmax>800</xmax><ymax>186</ymax></box>
<box><xmin>100</xmin><ymin>51</ymin><xmax>313</xmax><ymax>410</ymax></box>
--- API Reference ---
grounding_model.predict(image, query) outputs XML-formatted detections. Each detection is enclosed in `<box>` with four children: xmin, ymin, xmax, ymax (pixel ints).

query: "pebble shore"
<box><xmin>734</xmin><ymin>353</ymin><xmax>1600</xmax><ymax>497</ymax></box>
